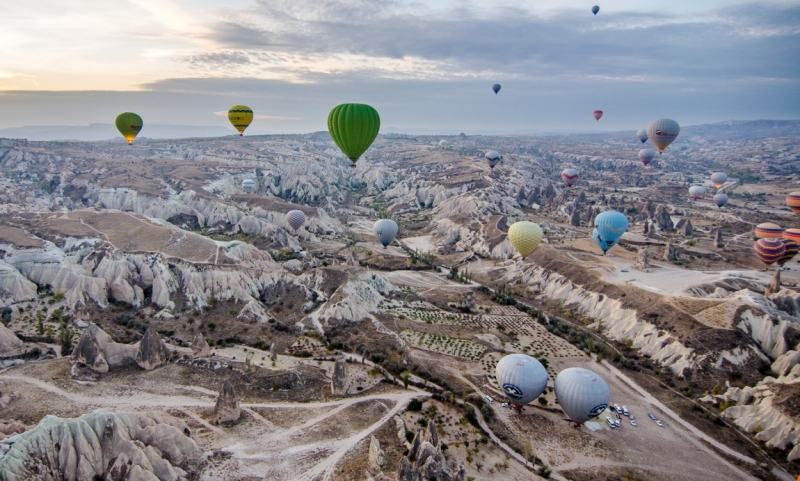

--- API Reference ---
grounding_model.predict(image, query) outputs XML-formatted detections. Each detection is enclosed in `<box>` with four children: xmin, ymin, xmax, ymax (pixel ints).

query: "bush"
<box><xmin>480</xmin><ymin>403</ymin><xmax>494</xmax><ymax>421</ymax></box>
<box><xmin>407</xmin><ymin>398</ymin><xmax>424</xmax><ymax>412</ymax></box>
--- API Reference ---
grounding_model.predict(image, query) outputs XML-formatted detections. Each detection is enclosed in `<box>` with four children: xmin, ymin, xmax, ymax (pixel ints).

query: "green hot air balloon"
<box><xmin>115</xmin><ymin>112</ymin><xmax>143</xmax><ymax>145</ymax></box>
<box><xmin>327</xmin><ymin>103</ymin><xmax>380</xmax><ymax>168</ymax></box>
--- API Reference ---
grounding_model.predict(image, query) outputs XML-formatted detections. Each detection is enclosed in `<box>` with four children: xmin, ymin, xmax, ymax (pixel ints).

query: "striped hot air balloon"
<box><xmin>561</xmin><ymin>168</ymin><xmax>579</xmax><ymax>187</ymax></box>
<box><xmin>754</xmin><ymin>238</ymin><xmax>786</xmax><ymax>266</ymax></box>
<box><xmin>779</xmin><ymin>238</ymin><xmax>799</xmax><ymax>265</ymax></box>
<box><xmin>783</xmin><ymin>228</ymin><xmax>800</xmax><ymax>243</ymax></box>
<box><xmin>787</xmin><ymin>192</ymin><xmax>800</xmax><ymax>214</ymax></box>
<box><xmin>754</xmin><ymin>222</ymin><xmax>783</xmax><ymax>239</ymax></box>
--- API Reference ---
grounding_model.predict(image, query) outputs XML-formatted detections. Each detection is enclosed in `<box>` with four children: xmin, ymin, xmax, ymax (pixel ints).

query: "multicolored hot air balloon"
<box><xmin>242</xmin><ymin>179</ymin><xmax>256</xmax><ymax>193</ymax></box>
<box><xmin>638</xmin><ymin>149</ymin><xmax>655</xmax><ymax>166</ymax></box>
<box><xmin>786</xmin><ymin>192</ymin><xmax>800</xmax><ymax>214</ymax></box>
<box><xmin>508</xmin><ymin>221</ymin><xmax>544</xmax><ymax>259</ymax></box>
<box><xmin>554</xmin><ymin>367</ymin><xmax>610</xmax><ymax>425</ymax></box>
<box><xmin>328</xmin><ymin>103</ymin><xmax>380</xmax><ymax>168</ymax></box>
<box><xmin>710</xmin><ymin>172</ymin><xmax>727</xmax><ymax>189</ymax></box>
<box><xmin>593</xmin><ymin>110</ymin><xmax>603</xmax><ymax>121</ymax></box>
<box><xmin>779</xmin><ymin>238</ymin><xmax>799</xmax><ymax>265</ymax></box>
<box><xmin>688</xmin><ymin>186</ymin><xmax>705</xmax><ymax>201</ymax></box>
<box><xmin>228</xmin><ymin>105</ymin><xmax>254</xmax><ymax>136</ymax></box>
<box><xmin>755</xmin><ymin>222</ymin><xmax>783</xmax><ymax>239</ymax></box>
<box><xmin>784</xmin><ymin>228</ymin><xmax>800</xmax><ymax>243</ymax></box>
<box><xmin>713</xmin><ymin>193</ymin><xmax>728</xmax><ymax>208</ymax></box>
<box><xmin>754</xmin><ymin>238</ymin><xmax>786</xmax><ymax>267</ymax></box>
<box><xmin>592</xmin><ymin>228</ymin><xmax>618</xmax><ymax>253</ymax></box>
<box><xmin>115</xmin><ymin>112</ymin><xmax>143</xmax><ymax>145</ymax></box>
<box><xmin>592</xmin><ymin>5</ymin><xmax>600</xmax><ymax>15</ymax></box>
<box><xmin>286</xmin><ymin>210</ymin><xmax>307</xmax><ymax>231</ymax></box>
<box><xmin>492</xmin><ymin>84</ymin><xmax>501</xmax><ymax>94</ymax></box>
<box><xmin>495</xmin><ymin>354</ymin><xmax>548</xmax><ymax>409</ymax></box>
<box><xmin>637</xmin><ymin>129</ymin><xmax>648</xmax><ymax>143</ymax></box>
<box><xmin>647</xmin><ymin>119</ymin><xmax>680</xmax><ymax>153</ymax></box>
<box><xmin>485</xmin><ymin>151</ymin><xmax>503</xmax><ymax>169</ymax></box>
<box><xmin>374</xmin><ymin>219</ymin><xmax>398</xmax><ymax>248</ymax></box>
<box><xmin>594</xmin><ymin>211</ymin><xmax>628</xmax><ymax>248</ymax></box>
<box><xmin>561</xmin><ymin>168</ymin><xmax>579</xmax><ymax>187</ymax></box>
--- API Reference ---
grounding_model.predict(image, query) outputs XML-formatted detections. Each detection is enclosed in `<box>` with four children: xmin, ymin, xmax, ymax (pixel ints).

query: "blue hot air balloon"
<box><xmin>592</xmin><ymin>5</ymin><xmax>600</xmax><ymax>15</ymax></box>
<box><xmin>592</xmin><ymin>228</ymin><xmax>618</xmax><ymax>253</ymax></box>
<box><xmin>594</xmin><ymin>211</ymin><xmax>628</xmax><ymax>248</ymax></box>
<box><xmin>492</xmin><ymin>84</ymin><xmax>501</xmax><ymax>94</ymax></box>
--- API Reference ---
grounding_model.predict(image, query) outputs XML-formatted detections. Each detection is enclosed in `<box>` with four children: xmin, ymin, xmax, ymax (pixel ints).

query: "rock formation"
<box><xmin>398</xmin><ymin>425</ymin><xmax>464</xmax><ymax>481</ymax></box>
<box><xmin>642</xmin><ymin>220</ymin><xmax>650</xmax><ymax>236</ymax></box>
<box><xmin>663</xmin><ymin>239</ymin><xmax>679</xmax><ymax>262</ymax></box>
<box><xmin>654</xmin><ymin>204</ymin><xmax>674</xmax><ymax>230</ymax></box>
<box><xmin>456</xmin><ymin>291</ymin><xmax>476</xmax><ymax>313</ymax></box>
<box><xmin>714</xmin><ymin>228</ymin><xmax>725</xmax><ymax>248</ymax></box>
<box><xmin>191</xmin><ymin>332</ymin><xmax>211</xmax><ymax>357</ymax></box>
<box><xmin>424</xmin><ymin>420</ymin><xmax>439</xmax><ymax>447</ymax></box>
<box><xmin>213</xmin><ymin>380</ymin><xmax>241</xmax><ymax>424</ymax></box>
<box><xmin>676</xmin><ymin>218</ymin><xmax>693</xmax><ymax>237</ymax></box>
<box><xmin>570</xmin><ymin>209</ymin><xmax>580</xmax><ymax>227</ymax></box>
<box><xmin>136</xmin><ymin>325</ymin><xmax>171</xmax><ymax>370</ymax></box>
<box><xmin>635</xmin><ymin>247</ymin><xmax>650</xmax><ymax>270</ymax></box>
<box><xmin>766</xmin><ymin>270</ymin><xmax>781</xmax><ymax>297</ymax></box>
<box><xmin>331</xmin><ymin>352</ymin><xmax>349</xmax><ymax>395</ymax></box>
<box><xmin>369</xmin><ymin>435</ymin><xmax>388</xmax><ymax>471</ymax></box>
<box><xmin>270</xmin><ymin>343</ymin><xmax>278</xmax><ymax>362</ymax></box>
<box><xmin>346</xmin><ymin>251</ymin><xmax>360</xmax><ymax>266</ymax></box>
<box><xmin>71</xmin><ymin>323</ymin><xmax>137</xmax><ymax>373</ymax></box>
<box><xmin>0</xmin><ymin>323</ymin><xmax>23</xmax><ymax>355</ymax></box>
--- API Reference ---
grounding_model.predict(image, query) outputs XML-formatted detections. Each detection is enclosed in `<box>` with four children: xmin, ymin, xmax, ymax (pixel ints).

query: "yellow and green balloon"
<box><xmin>115</xmin><ymin>112</ymin><xmax>143</xmax><ymax>145</ymax></box>
<box><xmin>327</xmin><ymin>103</ymin><xmax>380</xmax><ymax>168</ymax></box>
<box><xmin>228</xmin><ymin>105</ymin><xmax>254</xmax><ymax>136</ymax></box>
<box><xmin>508</xmin><ymin>221</ymin><xmax>544</xmax><ymax>259</ymax></box>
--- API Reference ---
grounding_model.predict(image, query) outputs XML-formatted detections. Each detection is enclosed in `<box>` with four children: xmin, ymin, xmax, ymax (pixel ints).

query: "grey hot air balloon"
<box><xmin>710</xmin><ymin>172</ymin><xmax>728</xmax><ymax>189</ymax></box>
<box><xmin>242</xmin><ymin>179</ymin><xmax>256</xmax><ymax>193</ymax></box>
<box><xmin>688</xmin><ymin>185</ymin><xmax>705</xmax><ymax>200</ymax></box>
<box><xmin>485</xmin><ymin>151</ymin><xmax>502</xmax><ymax>169</ymax></box>
<box><xmin>713</xmin><ymin>193</ymin><xmax>729</xmax><ymax>208</ymax></box>
<box><xmin>554</xmin><ymin>367</ymin><xmax>610</xmax><ymax>425</ymax></box>
<box><xmin>638</xmin><ymin>148</ymin><xmax>655</xmax><ymax>166</ymax></box>
<box><xmin>495</xmin><ymin>354</ymin><xmax>548</xmax><ymax>409</ymax></box>
<box><xmin>636</xmin><ymin>129</ymin><xmax>648</xmax><ymax>143</ymax></box>
<box><xmin>374</xmin><ymin>219</ymin><xmax>398</xmax><ymax>248</ymax></box>
<box><xmin>492</xmin><ymin>84</ymin><xmax>501</xmax><ymax>94</ymax></box>
<box><xmin>646</xmin><ymin>118</ymin><xmax>680</xmax><ymax>153</ymax></box>
<box><xmin>286</xmin><ymin>210</ymin><xmax>306</xmax><ymax>231</ymax></box>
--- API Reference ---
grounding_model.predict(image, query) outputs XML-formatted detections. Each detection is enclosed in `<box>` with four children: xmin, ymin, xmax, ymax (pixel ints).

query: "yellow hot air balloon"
<box><xmin>228</xmin><ymin>105</ymin><xmax>254</xmax><ymax>136</ymax></box>
<box><xmin>508</xmin><ymin>221</ymin><xmax>544</xmax><ymax>258</ymax></box>
<box><xmin>115</xmin><ymin>112</ymin><xmax>143</xmax><ymax>145</ymax></box>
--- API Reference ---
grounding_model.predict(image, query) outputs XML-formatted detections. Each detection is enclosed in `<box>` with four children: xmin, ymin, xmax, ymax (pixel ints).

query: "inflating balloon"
<box><xmin>638</xmin><ymin>149</ymin><xmax>655</xmax><ymax>166</ymax></box>
<box><xmin>115</xmin><ymin>112</ymin><xmax>143</xmax><ymax>145</ymax></box>
<box><xmin>592</xmin><ymin>5</ymin><xmax>600</xmax><ymax>15</ymax></box>
<box><xmin>495</xmin><ymin>354</ymin><xmax>548</xmax><ymax>409</ymax></box>
<box><xmin>228</xmin><ymin>105</ymin><xmax>253</xmax><ymax>136</ymax></box>
<box><xmin>710</xmin><ymin>172</ymin><xmax>727</xmax><ymax>189</ymax></box>
<box><xmin>561</xmin><ymin>168</ymin><xmax>579</xmax><ymax>187</ymax></box>
<box><xmin>508</xmin><ymin>221</ymin><xmax>544</xmax><ymax>259</ymax></box>
<box><xmin>646</xmin><ymin>119</ymin><xmax>680</xmax><ymax>153</ymax></box>
<box><xmin>286</xmin><ymin>210</ymin><xmax>307</xmax><ymax>231</ymax></box>
<box><xmin>786</xmin><ymin>192</ymin><xmax>800</xmax><ymax>214</ymax></box>
<box><xmin>554</xmin><ymin>367</ymin><xmax>610</xmax><ymax>425</ymax></box>
<box><xmin>374</xmin><ymin>219</ymin><xmax>398</xmax><ymax>248</ymax></box>
<box><xmin>492</xmin><ymin>84</ymin><xmax>501</xmax><ymax>94</ymax></box>
<box><xmin>593</xmin><ymin>110</ymin><xmax>603</xmax><ymax>121</ymax></box>
<box><xmin>688</xmin><ymin>186</ymin><xmax>705</xmax><ymax>200</ymax></box>
<box><xmin>779</xmin><ymin>239</ymin><xmax>799</xmax><ymax>265</ymax></box>
<box><xmin>754</xmin><ymin>238</ymin><xmax>786</xmax><ymax>266</ymax></box>
<box><xmin>755</xmin><ymin>222</ymin><xmax>783</xmax><ymax>239</ymax></box>
<box><xmin>713</xmin><ymin>193</ymin><xmax>728</xmax><ymax>208</ymax></box>
<box><xmin>328</xmin><ymin>103</ymin><xmax>380</xmax><ymax>168</ymax></box>
<box><xmin>637</xmin><ymin>129</ymin><xmax>648</xmax><ymax>143</ymax></box>
<box><xmin>242</xmin><ymin>179</ymin><xmax>256</xmax><ymax>193</ymax></box>
<box><xmin>485</xmin><ymin>151</ymin><xmax>503</xmax><ymax>169</ymax></box>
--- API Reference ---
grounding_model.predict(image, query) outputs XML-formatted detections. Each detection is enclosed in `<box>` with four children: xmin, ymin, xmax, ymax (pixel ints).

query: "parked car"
<box><xmin>656</xmin><ymin>420</ymin><xmax>664</xmax><ymax>427</ymax></box>
<box><xmin>648</xmin><ymin>413</ymin><xmax>657</xmax><ymax>420</ymax></box>
<box><xmin>501</xmin><ymin>403</ymin><xmax>509</xmax><ymax>408</ymax></box>
<box><xmin>485</xmin><ymin>396</ymin><xmax>494</xmax><ymax>404</ymax></box>
<box><xmin>606</xmin><ymin>417</ymin><xmax>616</xmax><ymax>429</ymax></box>
<box><xmin>622</xmin><ymin>406</ymin><xmax>629</xmax><ymax>416</ymax></box>
<box><xmin>630</xmin><ymin>419</ymin><xmax>637</xmax><ymax>427</ymax></box>
<box><xmin>614</xmin><ymin>404</ymin><xmax>622</xmax><ymax>413</ymax></box>
<box><xmin>615</xmin><ymin>418</ymin><xmax>621</xmax><ymax>428</ymax></box>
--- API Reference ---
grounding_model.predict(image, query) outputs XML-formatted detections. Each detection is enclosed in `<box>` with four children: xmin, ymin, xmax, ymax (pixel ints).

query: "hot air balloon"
<box><xmin>755</xmin><ymin>223</ymin><xmax>783</xmax><ymax>239</ymax></box>
<box><xmin>592</xmin><ymin>5</ymin><xmax>600</xmax><ymax>15</ymax></box>
<box><xmin>710</xmin><ymin>172</ymin><xmax>727</xmax><ymax>189</ymax></box>
<box><xmin>593</xmin><ymin>110</ymin><xmax>603</xmax><ymax>121</ymax></box>
<box><xmin>713</xmin><ymin>193</ymin><xmax>728</xmax><ymax>208</ymax></box>
<box><xmin>492</xmin><ymin>84</ymin><xmax>501</xmax><ymax>94</ymax></box>
<box><xmin>779</xmin><ymin>238</ymin><xmax>799</xmax><ymax>265</ymax></box>
<box><xmin>593</xmin><ymin>228</ymin><xmax>618</xmax><ymax>254</ymax></box>
<box><xmin>439</xmin><ymin>140</ymin><xmax>448</xmax><ymax>148</ymax></box>
<box><xmin>754</xmin><ymin>238</ymin><xmax>786</xmax><ymax>267</ymax></box>
<box><xmin>374</xmin><ymin>219</ymin><xmax>398</xmax><ymax>248</ymax></box>
<box><xmin>638</xmin><ymin>149</ymin><xmax>655</xmax><ymax>166</ymax></box>
<box><xmin>786</xmin><ymin>192</ymin><xmax>800</xmax><ymax>214</ymax></box>
<box><xmin>783</xmin><ymin>228</ymin><xmax>800</xmax><ymax>243</ymax></box>
<box><xmin>554</xmin><ymin>367</ymin><xmax>610</xmax><ymax>425</ymax></box>
<box><xmin>508</xmin><ymin>221</ymin><xmax>544</xmax><ymax>259</ymax></box>
<box><xmin>328</xmin><ymin>103</ymin><xmax>380</xmax><ymax>168</ymax></box>
<box><xmin>646</xmin><ymin>119</ymin><xmax>680</xmax><ymax>153</ymax></box>
<box><xmin>286</xmin><ymin>210</ymin><xmax>307</xmax><ymax>232</ymax></box>
<box><xmin>594</xmin><ymin>211</ymin><xmax>628</xmax><ymax>248</ymax></box>
<box><xmin>485</xmin><ymin>151</ymin><xmax>503</xmax><ymax>169</ymax></box>
<box><xmin>688</xmin><ymin>186</ymin><xmax>705</xmax><ymax>201</ymax></box>
<box><xmin>242</xmin><ymin>179</ymin><xmax>256</xmax><ymax>193</ymax></box>
<box><xmin>115</xmin><ymin>112</ymin><xmax>143</xmax><ymax>145</ymax></box>
<box><xmin>636</xmin><ymin>129</ymin><xmax>648</xmax><ymax>143</ymax></box>
<box><xmin>228</xmin><ymin>105</ymin><xmax>253</xmax><ymax>136</ymax></box>
<box><xmin>495</xmin><ymin>354</ymin><xmax>548</xmax><ymax>409</ymax></box>
<box><xmin>561</xmin><ymin>168</ymin><xmax>579</xmax><ymax>187</ymax></box>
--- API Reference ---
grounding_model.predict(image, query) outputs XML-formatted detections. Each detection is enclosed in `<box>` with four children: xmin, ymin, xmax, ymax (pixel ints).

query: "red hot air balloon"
<box><xmin>779</xmin><ymin>238</ymin><xmax>799</xmax><ymax>265</ymax></box>
<box><xmin>593</xmin><ymin>110</ymin><xmax>603</xmax><ymax>121</ymax></box>
<box><xmin>561</xmin><ymin>168</ymin><xmax>579</xmax><ymax>187</ymax></box>
<box><xmin>754</xmin><ymin>238</ymin><xmax>786</xmax><ymax>267</ymax></box>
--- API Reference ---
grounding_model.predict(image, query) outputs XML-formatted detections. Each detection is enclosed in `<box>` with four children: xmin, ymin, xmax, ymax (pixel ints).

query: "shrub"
<box><xmin>407</xmin><ymin>398</ymin><xmax>424</xmax><ymax>412</ymax></box>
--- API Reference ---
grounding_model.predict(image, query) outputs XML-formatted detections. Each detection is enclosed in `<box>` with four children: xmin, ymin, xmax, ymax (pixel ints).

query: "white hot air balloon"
<box><xmin>242</xmin><ymin>179</ymin><xmax>256</xmax><ymax>193</ymax></box>
<box><xmin>286</xmin><ymin>210</ymin><xmax>306</xmax><ymax>231</ymax></box>
<box><xmin>554</xmin><ymin>367</ymin><xmax>610</xmax><ymax>425</ymax></box>
<box><xmin>561</xmin><ymin>168</ymin><xmax>579</xmax><ymax>187</ymax></box>
<box><xmin>646</xmin><ymin>118</ymin><xmax>680</xmax><ymax>153</ymax></box>
<box><xmin>374</xmin><ymin>219</ymin><xmax>398</xmax><ymax>248</ymax></box>
<box><xmin>638</xmin><ymin>149</ymin><xmax>655</xmax><ymax>166</ymax></box>
<box><xmin>636</xmin><ymin>129</ymin><xmax>648</xmax><ymax>143</ymax></box>
<box><xmin>688</xmin><ymin>185</ymin><xmax>705</xmax><ymax>200</ymax></box>
<box><xmin>485</xmin><ymin>151</ymin><xmax>502</xmax><ymax>169</ymax></box>
<box><xmin>710</xmin><ymin>172</ymin><xmax>728</xmax><ymax>189</ymax></box>
<box><xmin>495</xmin><ymin>354</ymin><xmax>548</xmax><ymax>409</ymax></box>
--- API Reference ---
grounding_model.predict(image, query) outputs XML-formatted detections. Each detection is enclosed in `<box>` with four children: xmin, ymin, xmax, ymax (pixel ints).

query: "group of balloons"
<box><xmin>687</xmin><ymin>172</ymin><xmax>729</xmax><ymax>208</ymax></box>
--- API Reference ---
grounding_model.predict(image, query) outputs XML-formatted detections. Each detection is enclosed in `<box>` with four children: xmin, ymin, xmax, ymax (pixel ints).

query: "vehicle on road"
<box><xmin>656</xmin><ymin>420</ymin><xmax>664</xmax><ymax>427</ymax></box>
<box><xmin>648</xmin><ymin>413</ymin><xmax>657</xmax><ymax>420</ymax></box>
<box><xmin>485</xmin><ymin>396</ymin><xmax>494</xmax><ymax>404</ymax></box>
<box><xmin>622</xmin><ymin>406</ymin><xmax>629</xmax><ymax>416</ymax></box>
<box><xmin>614</xmin><ymin>404</ymin><xmax>622</xmax><ymax>412</ymax></box>
<box><xmin>630</xmin><ymin>419</ymin><xmax>637</xmax><ymax>427</ymax></box>
<box><xmin>606</xmin><ymin>417</ymin><xmax>616</xmax><ymax>429</ymax></box>
<box><xmin>501</xmin><ymin>403</ymin><xmax>509</xmax><ymax>408</ymax></box>
<box><xmin>620</xmin><ymin>269</ymin><xmax>628</xmax><ymax>272</ymax></box>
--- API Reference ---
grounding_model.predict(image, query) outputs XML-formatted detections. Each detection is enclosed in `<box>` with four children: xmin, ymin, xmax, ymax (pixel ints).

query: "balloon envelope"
<box><xmin>754</xmin><ymin>238</ymin><xmax>785</xmax><ymax>266</ymax></box>
<box><xmin>554</xmin><ymin>367</ymin><xmax>610</xmax><ymax>424</ymax></box>
<box><xmin>592</xmin><ymin>228</ymin><xmax>617</xmax><ymax>253</ymax></box>
<box><xmin>492</xmin><ymin>84</ymin><xmax>501</xmax><ymax>94</ymax></box>
<box><xmin>593</xmin><ymin>110</ymin><xmax>603</xmax><ymax>121</ymax></box>
<box><xmin>115</xmin><ymin>112</ymin><xmax>143</xmax><ymax>145</ymax></box>
<box><xmin>374</xmin><ymin>219</ymin><xmax>398</xmax><ymax>248</ymax></box>
<box><xmin>327</xmin><ymin>103</ymin><xmax>380</xmax><ymax>167</ymax></box>
<box><xmin>592</xmin><ymin>5</ymin><xmax>600</xmax><ymax>15</ymax></box>
<box><xmin>594</xmin><ymin>211</ymin><xmax>628</xmax><ymax>246</ymax></box>
<box><xmin>779</xmin><ymin>239</ymin><xmax>799</xmax><ymax>266</ymax></box>
<box><xmin>637</xmin><ymin>129</ymin><xmax>648</xmax><ymax>143</ymax></box>
<box><xmin>755</xmin><ymin>222</ymin><xmax>783</xmax><ymax>239</ymax></box>
<box><xmin>638</xmin><ymin>149</ymin><xmax>656</xmax><ymax>166</ymax></box>
<box><xmin>242</xmin><ymin>179</ymin><xmax>256</xmax><ymax>193</ymax></box>
<box><xmin>485</xmin><ymin>151</ymin><xmax>503</xmax><ymax>169</ymax></box>
<box><xmin>646</xmin><ymin>119</ymin><xmax>680</xmax><ymax>153</ymax></box>
<box><xmin>786</xmin><ymin>192</ymin><xmax>800</xmax><ymax>214</ymax></box>
<box><xmin>508</xmin><ymin>221</ymin><xmax>544</xmax><ymax>258</ymax></box>
<box><xmin>228</xmin><ymin>105</ymin><xmax>253</xmax><ymax>135</ymax></box>
<box><xmin>688</xmin><ymin>186</ymin><xmax>705</xmax><ymax>200</ymax></box>
<box><xmin>286</xmin><ymin>210</ymin><xmax>307</xmax><ymax>231</ymax></box>
<box><xmin>495</xmin><ymin>354</ymin><xmax>548</xmax><ymax>408</ymax></box>
<box><xmin>710</xmin><ymin>172</ymin><xmax>728</xmax><ymax>189</ymax></box>
<box><xmin>713</xmin><ymin>193</ymin><xmax>728</xmax><ymax>208</ymax></box>
<box><xmin>783</xmin><ymin>228</ymin><xmax>800</xmax><ymax>243</ymax></box>
<box><xmin>561</xmin><ymin>168</ymin><xmax>579</xmax><ymax>187</ymax></box>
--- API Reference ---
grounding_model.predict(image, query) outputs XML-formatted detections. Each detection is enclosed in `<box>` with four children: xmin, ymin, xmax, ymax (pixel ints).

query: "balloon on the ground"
<box><xmin>495</xmin><ymin>354</ymin><xmax>548</xmax><ymax>409</ymax></box>
<box><xmin>688</xmin><ymin>186</ymin><xmax>705</xmax><ymax>200</ymax></box>
<box><xmin>593</xmin><ymin>110</ymin><xmax>603</xmax><ymax>121</ymax></box>
<box><xmin>755</xmin><ymin>222</ymin><xmax>783</xmax><ymax>239</ymax></box>
<box><xmin>241</xmin><ymin>179</ymin><xmax>256</xmax><ymax>193</ymax></box>
<box><xmin>286</xmin><ymin>210</ymin><xmax>307</xmax><ymax>231</ymax></box>
<box><xmin>754</xmin><ymin>238</ymin><xmax>786</xmax><ymax>266</ymax></box>
<box><xmin>710</xmin><ymin>172</ymin><xmax>727</xmax><ymax>189</ymax></box>
<box><xmin>492</xmin><ymin>84</ymin><xmax>501</xmax><ymax>94</ymax></box>
<box><xmin>554</xmin><ymin>367</ymin><xmax>610</xmax><ymax>425</ymax></box>
<box><xmin>786</xmin><ymin>192</ymin><xmax>800</xmax><ymax>214</ymax></box>
<box><xmin>637</xmin><ymin>129</ymin><xmax>648</xmax><ymax>143</ymax></box>
<box><xmin>593</xmin><ymin>228</ymin><xmax>617</xmax><ymax>253</ymax></box>
<box><xmin>646</xmin><ymin>119</ymin><xmax>680</xmax><ymax>153</ymax></box>
<box><xmin>561</xmin><ymin>168</ymin><xmax>579</xmax><ymax>187</ymax></box>
<box><xmin>327</xmin><ymin>103</ymin><xmax>380</xmax><ymax>168</ymax></box>
<box><xmin>439</xmin><ymin>140</ymin><xmax>448</xmax><ymax>148</ymax></box>
<box><xmin>374</xmin><ymin>219</ymin><xmax>398</xmax><ymax>248</ymax></box>
<box><xmin>779</xmin><ymin>239</ymin><xmax>799</xmax><ymax>265</ymax></box>
<box><xmin>508</xmin><ymin>221</ymin><xmax>544</xmax><ymax>259</ymax></box>
<box><xmin>592</xmin><ymin>5</ymin><xmax>600</xmax><ymax>15</ymax></box>
<box><xmin>713</xmin><ymin>193</ymin><xmax>728</xmax><ymax>208</ymax></box>
<box><xmin>115</xmin><ymin>112</ymin><xmax>143</xmax><ymax>145</ymax></box>
<box><xmin>638</xmin><ymin>149</ymin><xmax>656</xmax><ymax>166</ymax></box>
<box><xmin>594</xmin><ymin>211</ymin><xmax>628</xmax><ymax>247</ymax></box>
<box><xmin>228</xmin><ymin>105</ymin><xmax>253</xmax><ymax>136</ymax></box>
<box><xmin>485</xmin><ymin>151</ymin><xmax>503</xmax><ymax>169</ymax></box>
<box><xmin>783</xmin><ymin>228</ymin><xmax>800</xmax><ymax>243</ymax></box>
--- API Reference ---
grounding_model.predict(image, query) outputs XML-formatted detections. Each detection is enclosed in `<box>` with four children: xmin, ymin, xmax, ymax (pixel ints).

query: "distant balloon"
<box><xmin>439</xmin><ymin>140</ymin><xmax>448</xmax><ymax>148</ymax></box>
<box><xmin>328</xmin><ymin>103</ymin><xmax>380</xmax><ymax>168</ymax></box>
<box><xmin>783</xmin><ymin>228</ymin><xmax>800</xmax><ymax>243</ymax></box>
<box><xmin>492</xmin><ymin>84</ymin><xmax>501</xmax><ymax>94</ymax></box>
<box><xmin>242</xmin><ymin>179</ymin><xmax>256</xmax><ymax>193</ymax></box>
<box><xmin>647</xmin><ymin>119</ymin><xmax>680</xmax><ymax>153</ymax></box>
<box><xmin>508</xmin><ymin>221</ymin><xmax>544</xmax><ymax>259</ymax></box>
<box><xmin>688</xmin><ymin>186</ymin><xmax>705</xmax><ymax>201</ymax></box>
<box><xmin>593</xmin><ymin>110</ymin><xmax>603</xmax><ymax>121</ymax></box>
<box><xmin>374</xmin><ymin>219</ymin><xmax>398</xmax><ymax>248</ymax></box>
<box><xmin>561</xmin><ymin>168</ymin><xmax>579</xmax><ymax>187</ymax></box>
<box><xmin>754</xmin><ymin>238</ymin><xmax>786</xmax><ymax>266</ymax></box>
<box><xmin>638</xmin><ymin>149</ymin><xmax>656</xmax><ymax>166</ymax></box>
<box><xmin>594</xmin><ymin>211</ymin><xmax>628</xmax><ymax>248</ymax></box>
<box><xmin>495</xmin><ymin>354</ymin><xmax>548</xmax><ymax>409</ymax></box>
<box><xmin>713</xmin><ymin>193</ymin><xmax>728</xmax><ymax>208</ymax></box>
<box><xmin>228</xmin><ymin>105</ymin><xmax>254</xmax><ymax>136</ymax></box>
<box><xmin>485</xmin><ymin>151</ymin><xmax>503</xmax><ymax>169</ymax></box>
<box><xmin>592</xmin><ymin>5</ymin><xmax>600</xmax><ymax>15</ymax></box>
<box><xmin>115</xmin><ymin>112</ymin><xmax>143</xmax><ymax>145</ymax></box>
<box><xmin>286</xmin><ymin>210</ymin><xmax>307</xmax><ymax>232</ymax></box>
<box><xmin>554</xmin><ymin>367</ymin><xmax>610</xmax><ymax>425</ymax></box>
<box><xmin>636</xmin><ymin>129</ymin><xmax>648</xmax><ymax>143</ymax></box>
<box><xmin>786</xmin><ymin>192</ymin><xmax>800</xmax><ymax>214</ymax></box>
<box><xmin>592</xmin><ymin>228</ymin><xmax>618</xmax><ymax>253</ymax></box>
<box><xmin>710</xmin><ymin>172</ymin><xmax>728</xmax><ymax>189</ymax></box>
<box><xmin>779</xmin><ymin>238</ymin><xmax>799</xmax><ymax>266</ymax></box>
<box><xmin>755</xmin><ymin>222</ymin><xmax>783</xmax><ymax>239</ymax></box>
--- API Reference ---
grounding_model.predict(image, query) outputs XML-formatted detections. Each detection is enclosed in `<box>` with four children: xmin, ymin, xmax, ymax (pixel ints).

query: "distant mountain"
<box><xmin>0</xmin><ymin>123</ymin><xmax>235</xmax><ymax>141</ymax></box>
<box><xmin>681</xmin><ymin>120</ymin><xmax>800</xmax><ymax>141</ymax></box>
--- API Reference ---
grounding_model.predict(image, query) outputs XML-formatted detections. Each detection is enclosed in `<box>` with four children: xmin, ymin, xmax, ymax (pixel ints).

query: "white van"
<box><xmin>606</xmin><ymin>417</ymin><xmax>616</xmax><ymax>429</ymax></box>
<box><xmin>622</xmin><ymin>406</ymin><xmax>629</xmax><ymax>416</ymax></box>
<box><xmin>485</xmin><ymin>396</ymin><xmax>494</xmax><ymax>404</ymax></box>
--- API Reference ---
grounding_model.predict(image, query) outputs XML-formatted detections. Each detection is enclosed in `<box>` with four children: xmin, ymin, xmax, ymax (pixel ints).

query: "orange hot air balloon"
<box><xmin>754</xmin><ymin>238</ymin><xmax>785</xmax><ymax>266</ymax></box>
<box><xmin>783</xmin><ymin>228</ymin><xmax>800</xmax><ymax>243</ymax></box>
<box><xmin>787</xmin><ymin>192</ymin><xmax>800</xmax><ymax>214</ymax></box>
<box><xmin>754</xmin><ymin>222</ymin><xmax>783</xmax><ymax>239</ymax></box>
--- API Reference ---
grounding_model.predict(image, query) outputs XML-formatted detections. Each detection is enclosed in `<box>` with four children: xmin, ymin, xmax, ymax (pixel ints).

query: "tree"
<box><xmin>523</xmin><ymin>441</ymin><xmax>532</xmax><ymax>467</ymax></box>
<box><xmin>36</xmin><ymin>313</ymin><xmax>44</xmax><ymax>336</ymax></box>
<box><xmin>481</xmin><ymin>403</ymin><xmax>494</xmax><ymax>421</ymax></box>
<box><xmin>402</xmin><ymin>370</ymin><xmax>409</xmax><ymax>389</ymax></box>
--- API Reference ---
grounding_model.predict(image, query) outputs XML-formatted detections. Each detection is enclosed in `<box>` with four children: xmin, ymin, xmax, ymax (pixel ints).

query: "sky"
<box><xmin>0</xmin><ymin>0</ymin><xmax>799</xmax><ymax>136</ymax></box>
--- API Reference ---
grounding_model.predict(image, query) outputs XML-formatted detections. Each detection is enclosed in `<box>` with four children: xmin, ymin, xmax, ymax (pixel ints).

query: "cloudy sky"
<box><xmin>0</xmin><ymin>0</ymin><xmax>798</xmax><ymax>135</ymax></box>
